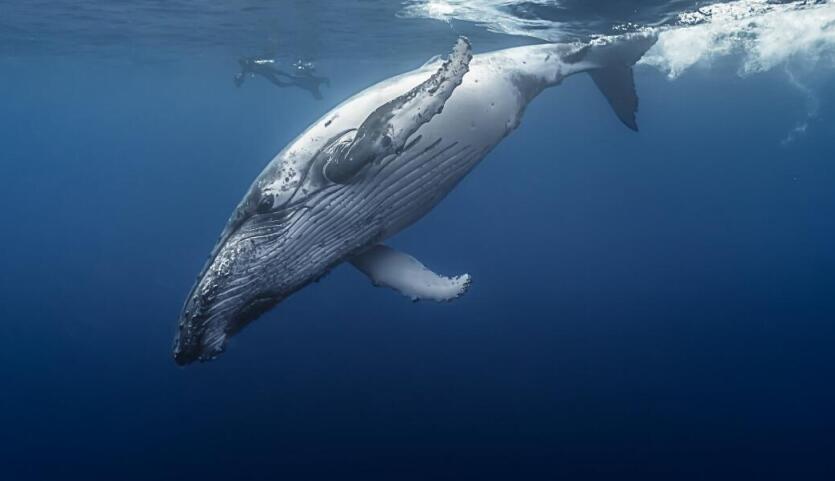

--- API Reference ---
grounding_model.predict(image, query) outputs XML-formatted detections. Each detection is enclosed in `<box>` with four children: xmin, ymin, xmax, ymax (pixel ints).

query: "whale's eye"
<box><xmin>256</xmin><ymin>194</ymin><xmax>274</xmax><ymax>213</ymax></box>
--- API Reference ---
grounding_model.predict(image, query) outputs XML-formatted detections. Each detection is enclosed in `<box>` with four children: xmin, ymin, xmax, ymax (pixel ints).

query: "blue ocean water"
<box><xmin>2</xmin><ymin>1</ymin><xmax>835</xmax><ymax>479</ymax></box>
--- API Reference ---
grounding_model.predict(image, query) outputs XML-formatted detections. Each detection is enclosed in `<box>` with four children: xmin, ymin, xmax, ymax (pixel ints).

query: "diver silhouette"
<box><xmin>234</xmin><ymin>57</ymin><xmax>330</xmax><ymax>100</ymax></box>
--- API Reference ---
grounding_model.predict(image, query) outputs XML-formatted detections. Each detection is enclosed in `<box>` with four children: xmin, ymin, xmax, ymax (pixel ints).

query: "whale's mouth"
<box><xmin>173</xmin><ymin>206</ymin><xmax>298</xmax><ymax>365</ymax></box>
<box><xmin>173</xmin><ymin>292</ymin><xmax>281</xmax><ymax>365</ymax></box>
<box><xmin>172</xmin><ymin>336</ymin><xmax>202</xmax><ymax>365</ymax></box>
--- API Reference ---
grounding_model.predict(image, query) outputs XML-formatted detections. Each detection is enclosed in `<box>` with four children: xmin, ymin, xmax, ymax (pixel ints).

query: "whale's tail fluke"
<box><xmin>572</xmin><ymin>33</ymin><xmax>658</xmax><ymax>131</ymax></box>
<box><xmin>588</xmin><ymin>65</ymin><xmax>640</xmax><ymax>130</ymax></box>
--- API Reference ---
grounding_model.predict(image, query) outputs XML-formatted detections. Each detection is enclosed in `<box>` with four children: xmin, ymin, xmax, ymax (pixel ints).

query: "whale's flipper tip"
<box><xmin>350</xmin><ymin>244</ymin><xmax>472</xmax><ymax>303</ymax></box>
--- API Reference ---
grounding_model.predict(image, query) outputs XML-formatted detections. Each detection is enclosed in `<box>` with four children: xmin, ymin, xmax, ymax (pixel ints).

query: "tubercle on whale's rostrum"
<box><xmin>323</xmin><ymin>37</ymin><xmax>472</xmax><ymax>184</ymax></box>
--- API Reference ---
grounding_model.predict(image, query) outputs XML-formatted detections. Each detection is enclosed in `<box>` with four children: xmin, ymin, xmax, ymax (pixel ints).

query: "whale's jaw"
<box><xmin>172</xmin><ymin>188</ymin><xmax>373</xmax><ymax>365</ymax></box>
<box><xmin>173</xmin><ymin>206</ymin><xmax>305</xmax><ymax>365</ymax></box>
<box><xmin>173</xmin><ymin>287</ymin><xmax>276</xmax><ymax>365</ymax></box>
<box><xmin>174</xmin><ymin>289</ymin><xmax>280</xmax><ymax>365</ymax></box>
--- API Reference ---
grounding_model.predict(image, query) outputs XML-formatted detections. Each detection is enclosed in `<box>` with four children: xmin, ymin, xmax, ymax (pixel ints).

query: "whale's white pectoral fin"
<box><xmin>350</xmin><ymin>245</ymin><xmax>471</xmax><ymax>302</ymax></box>
<box><xmin>323</xmin><ymin>37</ymin><xmax>472</xmax><ymax>184</ymax></box>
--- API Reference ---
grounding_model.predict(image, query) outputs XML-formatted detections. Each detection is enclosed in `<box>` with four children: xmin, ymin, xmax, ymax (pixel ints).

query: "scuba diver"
<box><xmin>234</xmin><ymin>57</ymin><xmax>330</xmax><ymax>100</ymax></box>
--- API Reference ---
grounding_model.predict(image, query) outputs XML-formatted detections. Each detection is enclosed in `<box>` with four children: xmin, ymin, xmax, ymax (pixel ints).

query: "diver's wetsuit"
<box><xmin>234</xmin><ymin>57</ymin><xmax>330</xmax><ymax>99</ymax></box>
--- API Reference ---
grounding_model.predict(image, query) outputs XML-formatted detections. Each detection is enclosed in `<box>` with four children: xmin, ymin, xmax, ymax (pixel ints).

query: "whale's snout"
<box><xmin>173</xmin><ymin>267</ymin><xmax>282</xmax><ymax>366</ymax></box>
<box><xmin>173</xmin><ymin>290</ymin><xmax>211</xmax><ymax>365</ymax></box>
<box><xmin>172</xmin><ymin>332</ymin><xmax>200</xmax><ymax>366</ymax></box>
<box><xmin>173</xmin><ymin>191</ymin><xmax>311</xmax><ymax>365</ymax></box>
<box><xmin>173</xmin><ymin>235</ymin><xmax>283</xmax><ymax>365</ymax></box>
<box><xmin>173</xmin><ymin>281</ymin><xmax>240</xmax><ymax>366</ymax></box>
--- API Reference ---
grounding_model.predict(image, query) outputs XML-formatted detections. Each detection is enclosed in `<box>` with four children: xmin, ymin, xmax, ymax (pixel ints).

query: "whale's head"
<box><xmin>172</xmin><ymin>130</ymin><xmax>374</xmax><ymax>365</ymax></box>
<box><xmin>172</xmin><ymin>161</ymin><xmax>335</xmax><ymax>365</ymax></box>
<box><xmin>173</xmin><ymin>192</ymin><xmax>283</xmax><ymax>365</ymax></box>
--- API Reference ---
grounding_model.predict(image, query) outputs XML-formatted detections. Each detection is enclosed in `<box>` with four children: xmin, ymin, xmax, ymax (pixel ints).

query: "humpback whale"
<box><xmin>174</xmin><ymin>33</ymin><xmax>658</xmax><ymax>364</ymax></box>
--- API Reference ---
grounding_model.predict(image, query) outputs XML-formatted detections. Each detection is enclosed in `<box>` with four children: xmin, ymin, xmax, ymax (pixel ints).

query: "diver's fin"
<box><xmin>577</xmin><ymin>33</ymin><xmax>657</xmax><ymax>131</ymax></box>
<box><xmin>350</xmin><ymin>245</ymin><xmax>471</xmax><ymax>302</ymax></box>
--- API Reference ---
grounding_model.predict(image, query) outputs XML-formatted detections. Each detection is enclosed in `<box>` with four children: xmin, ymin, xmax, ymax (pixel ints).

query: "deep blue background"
<box><xmin>1</xmin><ymin>51</ymin><xmax>834</xmax><ymax>480</ymax></box>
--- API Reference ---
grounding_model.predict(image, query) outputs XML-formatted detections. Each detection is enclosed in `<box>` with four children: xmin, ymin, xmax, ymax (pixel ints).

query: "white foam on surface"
<box><xmin>402</xmin><ymin>0</ymin><xmax>835</xmax><ymax>142</ymax></box>
<box><xmin>401</xmin><ymin>0</ymin><xmax>835</xmax><ymax>77</ymax></box>
<box><xmin>642</xmin><ymin>0</ymin><xmax>835</xmax><ymax>78</ymax></box>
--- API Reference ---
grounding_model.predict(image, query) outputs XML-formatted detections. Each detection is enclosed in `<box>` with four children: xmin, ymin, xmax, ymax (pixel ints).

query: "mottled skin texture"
<box><xmin>174</xmin><ymin>35</ymin><xmax>655</xmax><ymax>364</ymax></box>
